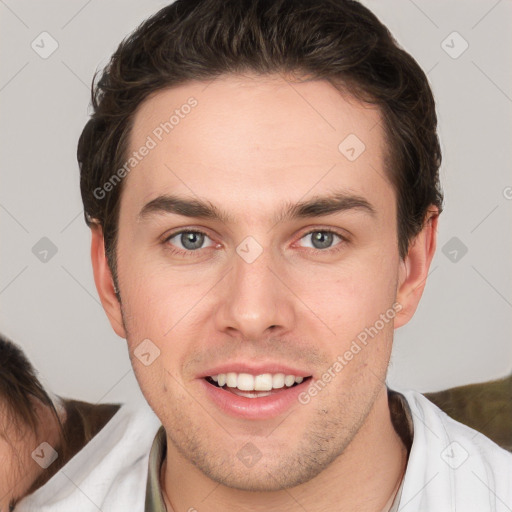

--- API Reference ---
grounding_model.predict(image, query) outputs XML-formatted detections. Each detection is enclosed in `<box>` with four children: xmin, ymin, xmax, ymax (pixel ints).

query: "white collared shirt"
<box><xmin>16</xmin><ymin>389</ymin><xmax>512</xmax><ymax>511</ymax></box>
<box><xmin>396</xmin><ymin>390</ymin><xmax>512</xmax><ymax>511</ymax></box>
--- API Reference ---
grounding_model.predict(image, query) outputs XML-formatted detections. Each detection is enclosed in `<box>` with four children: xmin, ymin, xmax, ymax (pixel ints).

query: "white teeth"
<box><xmin>284</xmin><ymin>375</ymin><xmax>295</xmax><ymax>387</ymax></box>
<box><xmin>254</xmin><ymin>374</ymin><xmax>273</xmax><ymax>391</ymax></box>
<box><xmin>272</xmin><ymin>373</ymin><xmax>285</xmax><ymax>389</ymax></box>
<box><xmin>208</xmin><ymin>372</ymin><xmax>307</xmax><ymax>391</ymax></box>
<box><xmin>237</xmin><ymin>373</ymin><xmax>254</xmax><ymax>391</ymax></box>
<box><xmin>226</xmin><ymin>372</ymin><xmax>238</xmax><ymax>388</ymax></box>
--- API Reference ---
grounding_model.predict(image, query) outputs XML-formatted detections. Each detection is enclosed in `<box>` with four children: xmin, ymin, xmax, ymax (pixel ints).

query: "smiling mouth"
<box><xmin>204</xmin><ymin>375</ymin><xmax>312</xmax><ymax>398</ymax></box>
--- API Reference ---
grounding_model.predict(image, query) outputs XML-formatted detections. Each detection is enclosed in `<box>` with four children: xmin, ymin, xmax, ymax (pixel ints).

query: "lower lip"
<box><xmin>199</xmin><ymin>377</ymin><xmax>312</xmax><ymax>420</ymax></box>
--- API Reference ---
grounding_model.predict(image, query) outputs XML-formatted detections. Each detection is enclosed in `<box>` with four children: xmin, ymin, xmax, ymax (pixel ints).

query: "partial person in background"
<box><xmin>0</xmin><ymin>334</ymin><xmax>120</xmax><ymax>511</ymax></box>
<box><xmin>0</xmin><ymin>334</ymin><xmax>64</xmax><ymax>511</ymax></box>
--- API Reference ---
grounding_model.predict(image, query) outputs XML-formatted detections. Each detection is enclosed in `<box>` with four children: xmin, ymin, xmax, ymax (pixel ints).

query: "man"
<box><xmin>15</xmin><ymin>0</ymin><xmax>512</xmax><ymax>511</ymax></box>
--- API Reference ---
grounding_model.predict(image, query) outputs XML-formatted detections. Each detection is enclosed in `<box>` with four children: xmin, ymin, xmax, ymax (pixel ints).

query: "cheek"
<box><xmin>119</xmin><ymin>263</ymin><xmax>208</xmax><ymax>393</ymax></box>
<box><xmin>0</xmin><ymin>437</ymin><xmax>38</xmax><ymax>500</ymax></box>
<box><xmin>304</xmin><ymin>249</ymin><xmax>399</xmax><ymax>334</ymax></box>
<box><xmin>308</xmin><ymin>256</ymin><xmax>399</xmax><ymax>386</ymax></box>
<box><xmin>122</xmin><ymin>267</ymin><xmax>212</xmax><ymax>341</ymax></box>
<box><xmin>118</xmin><ymin>246</ymin><xmax>185</xmax><ymax>330</ymax></box>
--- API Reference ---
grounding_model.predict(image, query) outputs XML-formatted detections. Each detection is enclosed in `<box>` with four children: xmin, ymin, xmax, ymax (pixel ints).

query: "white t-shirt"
<box><xmin>16</xmin><ymin>389</ymin><xmax>512</xmax><ymax>511</ymax></box>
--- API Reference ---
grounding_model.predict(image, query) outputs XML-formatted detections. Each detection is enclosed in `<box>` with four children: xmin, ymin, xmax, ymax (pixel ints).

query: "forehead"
<box><xmin>123</xmin><ymin>73</ymin><xmax>392</xmax><ymax>219</ymax></box>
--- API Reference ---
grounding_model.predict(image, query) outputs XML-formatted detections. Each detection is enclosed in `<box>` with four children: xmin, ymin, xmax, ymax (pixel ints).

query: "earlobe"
<box><xmin>90</xmin><ymin>224</ymin><xmax>126</xmax><ymax>338</ymax></box>
<box><xmin>395</xmin><ymin>209</ymin><xmax>439</xmax><ymax>329</ymax></box>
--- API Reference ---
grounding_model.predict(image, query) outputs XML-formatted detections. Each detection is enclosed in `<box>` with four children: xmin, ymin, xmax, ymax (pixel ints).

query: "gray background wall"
<box><xmin>1</xmin><ymin>0</ymin><xmax>511</xmax><ymax>404</ymax></box>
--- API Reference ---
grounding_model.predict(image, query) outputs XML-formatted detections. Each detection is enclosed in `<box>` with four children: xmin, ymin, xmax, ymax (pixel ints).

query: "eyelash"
<box><xmin>162</xmin><ymin>228</ymin><xmax>348</xmax><ymax>257</ymax></box>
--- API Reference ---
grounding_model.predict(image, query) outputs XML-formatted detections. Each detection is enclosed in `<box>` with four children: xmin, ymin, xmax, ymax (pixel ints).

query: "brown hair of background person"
<box><xmin>0</xmin><ymin>334</ymin><xmax>119</xmax><ymax>511</ymax></box>
<box><xmin>77</xmin><ymin>0</ymin><xmax>443</xmax><ymax>289</ymax></box>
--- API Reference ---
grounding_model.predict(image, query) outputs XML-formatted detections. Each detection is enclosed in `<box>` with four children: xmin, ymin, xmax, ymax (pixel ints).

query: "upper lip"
<box><xmin>197</xmin><ymin>362</ymin><xmax>312</xmax><ymax>379</ymax></box>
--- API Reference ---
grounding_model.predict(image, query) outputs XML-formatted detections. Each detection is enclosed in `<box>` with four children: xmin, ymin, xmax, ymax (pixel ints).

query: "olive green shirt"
<box><xmin>145</xmin><ymin>388</ymin><xmax>414</xmax><ymax>512</ymax></box>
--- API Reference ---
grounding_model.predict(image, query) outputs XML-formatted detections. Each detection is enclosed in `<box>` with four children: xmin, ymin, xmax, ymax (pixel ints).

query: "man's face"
<box><xmin>111</xmin><ymin>74</ymin><xmax>407</xmax><ymax>489</ymax></box>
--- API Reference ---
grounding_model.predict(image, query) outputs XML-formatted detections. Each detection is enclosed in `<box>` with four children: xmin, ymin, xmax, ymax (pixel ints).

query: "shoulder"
<box><xmin>396</xmin><ymin>388</ymin><xmax>512</xmax><ymax>512</ymax></box>
<box><xmin>16</xmin><ymin>400</ymin><xmax>162</xmax><ymax>512</ymax></box>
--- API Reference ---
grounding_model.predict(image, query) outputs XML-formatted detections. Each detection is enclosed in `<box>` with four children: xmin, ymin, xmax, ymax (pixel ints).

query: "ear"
<box><xmin>394</xmin><ymin>208</ymin><xmax>439</xmax><ymax>329</ymax></box>
<box><xmin>90</xmin><ymin>224</ymin><xmax>126</xmax><ymax>338</ymax></box>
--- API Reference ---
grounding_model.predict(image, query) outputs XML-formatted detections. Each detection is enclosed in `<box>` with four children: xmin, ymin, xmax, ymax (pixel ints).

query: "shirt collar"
<box><xmin>145</xmin><ymin>425</ymin><xmax>167</xmax><ymax>512</ymax></box>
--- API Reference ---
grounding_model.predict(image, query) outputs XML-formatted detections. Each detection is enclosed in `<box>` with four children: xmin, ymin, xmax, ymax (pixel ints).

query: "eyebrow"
<box><xmin>138</xmin><ymin>190</ymin><xmax>376</xmax><ymax>225</ymax></box>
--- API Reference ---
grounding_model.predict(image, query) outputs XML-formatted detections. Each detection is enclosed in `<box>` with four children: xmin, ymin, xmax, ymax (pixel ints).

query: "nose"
<box><xmin>213</xmin><ymin>243</ymin><xmax>296</xmax><ymax>340</ymax></box>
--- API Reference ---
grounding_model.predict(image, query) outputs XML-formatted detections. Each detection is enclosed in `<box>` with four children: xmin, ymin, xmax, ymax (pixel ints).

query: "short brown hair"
<box><xmin>78</xmin><ymin>0</ymin><xmax>443</xmax><ymax>285</ymax></box>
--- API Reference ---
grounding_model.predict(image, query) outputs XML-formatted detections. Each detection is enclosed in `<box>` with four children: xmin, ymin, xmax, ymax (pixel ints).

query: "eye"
<box><xmin>165</xmin><ymin>230</ymin><xmax>216</xmax><ymax>252</ymax></box>
<box><xmin>298</xmin><ymin>229</ymin><xmax>345</xmax><ymax>250</ymax></box>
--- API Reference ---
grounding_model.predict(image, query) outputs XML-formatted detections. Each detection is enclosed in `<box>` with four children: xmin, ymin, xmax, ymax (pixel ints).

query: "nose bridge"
<box><xmin>215</xmin><ymin>238</ymin><xmax>294</xmax><ymax>337</ymax></box>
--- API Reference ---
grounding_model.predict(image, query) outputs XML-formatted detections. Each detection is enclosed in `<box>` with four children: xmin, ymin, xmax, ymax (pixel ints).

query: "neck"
<box><xmin>161</xmin><ymin>386</ymin><xmax>408</xmax><ymax>512</ymax></box>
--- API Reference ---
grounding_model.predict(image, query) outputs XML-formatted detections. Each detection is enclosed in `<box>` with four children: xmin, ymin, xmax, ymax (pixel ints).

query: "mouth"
<box><xmin>200</xmin><ymin>372</ymin><xmax>313</xmax><ymax>419</ymax></box>
<box><xmin>204</xmin><ymin>373</ymin><xmax>312</xmax><ymax>398</ymax></box>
